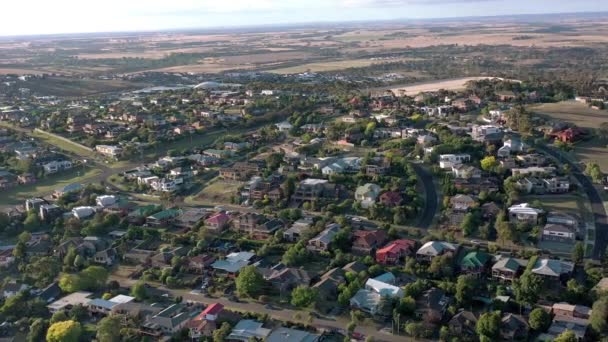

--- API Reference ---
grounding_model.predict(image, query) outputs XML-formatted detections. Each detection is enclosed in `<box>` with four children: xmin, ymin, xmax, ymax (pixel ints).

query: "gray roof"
<box><xmin>532</xmin><ymin>258</ymin><xmax>574</xmax><ymax>277</ymax></box>
<box><xmin>266</xmin><ymin>328</ymin><xmax>318</xmax><ymax>342</ymax></box>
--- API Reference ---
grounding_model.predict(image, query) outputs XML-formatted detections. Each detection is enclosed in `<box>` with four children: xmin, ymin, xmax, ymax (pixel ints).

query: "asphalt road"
<box><xmin>411</xmin><ymin>163</ymin><xmax>439</xmax><ymax>229</ymax></box>
<box><xmin>539</xmin><ymin>146</ymin><xmax>607</xmax><ymax>260</ymax></box>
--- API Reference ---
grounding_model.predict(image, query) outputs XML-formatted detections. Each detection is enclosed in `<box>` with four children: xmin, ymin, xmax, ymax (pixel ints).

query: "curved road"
<box><xmin>540</xmin><ymin>146</ymin><xmax>607</xmax><ymax>260</ymax></box>
<box><xmin>412</xmin><ymin>163</ymin><xmax>439</xmax><ymax>229</ymax></box>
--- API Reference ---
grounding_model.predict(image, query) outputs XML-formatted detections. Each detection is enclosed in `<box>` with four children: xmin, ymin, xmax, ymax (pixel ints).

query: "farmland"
<box><xmin>529</xmin><ymin>101</ymin><xmax>608</xmax><ymax>129</ymax></box>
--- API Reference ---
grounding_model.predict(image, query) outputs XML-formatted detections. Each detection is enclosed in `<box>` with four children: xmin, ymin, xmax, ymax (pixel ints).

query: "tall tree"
<box><xmin>46</xmin><ymin>320</ymin><xmax>82</xmax><ymax>342</ymax></box>
<box><xmin>236</xmin><ymin>266</ymin><xmax>265</xmax><ymax>298</ymax></box>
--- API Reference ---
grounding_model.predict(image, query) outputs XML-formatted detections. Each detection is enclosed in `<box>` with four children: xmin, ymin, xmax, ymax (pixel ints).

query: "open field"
<box><xmin>390</xmin><ymin>77</ymin><xmax>494</xmax><ymax>95</ymax></box>
<box><xmin>269</xmin><ymin>58</ymin><xmax>422</xmax><ymax>74</ymax></box>
<box><xmin>31</xmin><ymin>129</ymin><xmax>96</xmax><ymax>159</ymax></box>
<box><xmin>191</xmin><ymin>178</ymin><xmax>242</xmax><ymax>205</ymax></box>
<box><xmin>521</xmin><ymin>194</ymin><xmax>583</xmax><ymax>212</ymax></box>
<box><xmin>0</xmin><ymin>167</ymin><xmax>102</xmax><ymax>205</ymax></box>
<box><xmin>529</xmin><ymin>101</ymin><xmax>608</xmax><ymax>129</ymax></box>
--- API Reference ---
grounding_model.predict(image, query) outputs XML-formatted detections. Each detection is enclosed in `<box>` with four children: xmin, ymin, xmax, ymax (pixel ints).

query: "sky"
<box><xmin>1</xmin><ymin>0</ymin><xmax>608</xmax><ymax>36</ymax></box>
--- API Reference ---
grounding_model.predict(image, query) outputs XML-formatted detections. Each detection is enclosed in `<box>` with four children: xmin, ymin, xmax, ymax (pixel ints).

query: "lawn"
<box><xmin>520</xmin><ymin>193</ymin><xmax>585</xmax><ymax>212</ymax></box>
<box><xmin>144</xmin><ymin>129</ymin><xmax>227</xmax><ymax>159</ymax></box>
<box><xmin>0</xmin><ymin>167</ymin><xmax>102</xmax><ymax>205</ymax></box>
<box><xmin>187</xmin><ymin>178</ymin><xmax>242</xmax><ymax>206</ymax></box>
<box><xmin>31</xmin><ymin>129</ymin><xmax>96</xmax><ymax>159</ymax></box>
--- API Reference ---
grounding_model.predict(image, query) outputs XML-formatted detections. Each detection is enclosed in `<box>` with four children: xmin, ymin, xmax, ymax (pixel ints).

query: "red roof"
<box><xmin>353</xmin><ymin>230</ymin><xmax>386</xmax><ymax>247</ymax></box>
<box><xmin>379</xmin><ymin>191</ymin><xmax>402</xmax><ymax>205</ymax></box>
<box><xmin>194</xmin><ymin>303</ymin><xmax>224</xmax><ymax>321</ymax></box>
<box><xmin>206</xmin><ymin>212</ymin><xmax>229</xmax><ymax>225</ymax></box>
<box><xmin>377</xmin><ymin>239</ymin><xmax>416</xmax><ymax>255</ymax></box>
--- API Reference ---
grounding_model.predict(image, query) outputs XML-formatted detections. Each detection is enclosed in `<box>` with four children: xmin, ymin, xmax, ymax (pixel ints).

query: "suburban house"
<box><xmin>186</xmin><ymin>303</ymin><xmax>224</xmax><ymax>339</ymax></box>
<box><xmin>459</xmin><ymin>251</ymin><xmax>491</xmax><ymax>276</ymax></box>
<box><xmin>378</xmin><ymin>191</ymin><xmax>402</xmax><ymax>207</ymax></box>
<box><xmin>376</xmin><ymin>239</ymin><xmax>416</xmax><ymax>265</ymax></box>
<box><xmin>448</xmin><ymin>310</ymin><xmax>477</xmax><ymax>338</ymax></box>
<box><xmin>415</xmin><ymin>288</ymin><xmax>450</xmax><ymax>321</ymax></box>
<box><xmin>188</xmin><ymin>254</ymin><xmax>217</xmax><ymax>274</ymax></box>
<box><xmin>531</xmin><ymin>258</ymin><xmax>574</xmax><ymax>281</ymax></box>
<box><xmin>266</xmin><ymin>328</ymin><xmax>319</xmax><ymax>342</ymax></box>
<box><xmin>350</xmin><ymin>273</ymin><xmax>404</xmax><ymax>315</ymax></box>
<box><xmin>210</xmin><ymin>252</ymin><xmax>254</xmax><ymax>277</ymax></box>
<box><xmin>95</xmin><ymin>145</ymin><xmax>123</xmax><ymax>158</ymax></box>
<box><xmin>205</xmin><ymin>212</ymin><xmax>230</xmax><ymax>232</ymax></box>
<box><xmin>450</xmin><ymin>194</ymin><xmax>476</xmax><ymax>212</ymax></box>
<box><xmin>542</xmin><ymin>224</ymin><xmax>576</xmax><ymax>244</ymax></box>
<box><xmin>283</xmin><ymin>217</ymin><xmax>314</xmax><ymax>242</ymax></box>
<box><xmin>313</xmin><ymin>268</ymin><xmax>346</xmax><ymax>301</ymax></box>
<box><xmin>508</xmin><ymin>203</ymin><xmax>544</xmax><ymax>224</ymax></box>
<box><xmin>492</xmin><ymin>256</ymin><xmax>528</xmax><ymax>282</ymax></box>
<box><xmin>452</xmin><ymin>164</ymin><xmax>482</xmax><ymax>179</ymax></box>
<box><xmin>227</xmin><ymin>320</ymin><xmax>271</xmax><ymax>341</ymax></box>
<box><xmin>43</xmin><ymin>160</ymin><xmax>73</xmax><ymax>174</ymax></box>
<box><xmin>416</xmin><ymin>241</ymin><xmax>459</xmax><ymax>262</ymax></box>
<box><xmin>351</xmin><ymin>229</ymin><xmax>387</xmax><ymax>255</ymax></box>
<box><xmin>293</xmin><ymin>178</ymin><xmax>336</xmax><ymax>203</ymax></box>
<box><xmin>500</xmin><ymin>314</ymin><xmax>529</xmax><ymax>341</ymax></box>
<box><xmin>261</xmin><ymin>267</ymin><xmax>311</xmax><ymax>293</ymax></box>
<box><xmin>307</xmin><ymin>224</ymin><xmax>340</xmax><ymax>252</ymax></box>
<box><xmin>439</xmin><ymin>154</ymin><xmax>471</xmax><ymax>169</ymax></box>
<box><xmin>355</xmin><ymin>183</ymin><xmax>382</xmax><ymax>208</ymax></box>
<box><xmin>140</xmin><ymin>303</ymin><xmax>199</xmax><ymax>337</ymax></box>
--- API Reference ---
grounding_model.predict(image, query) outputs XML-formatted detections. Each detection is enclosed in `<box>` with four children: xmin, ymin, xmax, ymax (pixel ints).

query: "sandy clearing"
<box><xmin>390</xmin><ymin>77</ymin><xmax>497</xmax><ymax>95</ymax></box>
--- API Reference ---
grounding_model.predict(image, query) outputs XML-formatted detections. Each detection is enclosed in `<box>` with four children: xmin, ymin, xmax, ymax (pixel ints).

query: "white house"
<box><xmin>72</xmin><ymin>206</ymin><xmax>96</xmax><ymax>220</ymax></box>
<box><xmin>439</xmin><ymin>154</ymin><xmax>471</xmax><ymax>169</ymax></box>
<box><xmin>43</xmin><ymin>160</ymin><xmax>73</xmax><ymax>174</ymax></box>
<box><xmin>96</xmin><ymin>195</ymin><xmax>117</xmax><ymax>208</ymax></box>
<box><xmin>95</xmin><ymin>145</ymin><xmax>123</xmax><ymax>158</ymax></box>
<box><xmin>508</xmin><ymin>203</ymin><xmax>544</xmax><ymax>224</ymax></box>
<box><xmin>355</xmin><ymin>183</ymin><xmax>382</xmax><ymax>209</ymax></box>
<box><xmin>350</xmin><ymin>273</ymin><xmax>404</xmax><ymax>314</ymax></box>
<box><xmin>275</xmin><ymin>121</ymin><xmax>293</xmax><ymax>132</ymax></box>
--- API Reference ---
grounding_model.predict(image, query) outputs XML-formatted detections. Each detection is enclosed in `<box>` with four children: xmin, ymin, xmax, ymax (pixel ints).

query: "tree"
<box><xmin>590</xmin><ymin>297</ymin><xmax>608</xmax><ymax>333</ymax></box>
<box><xmin>456</xmin><ymin>274</ymin><xmax>477</xmax><ymax>305</ymax></box>
<box><xmin>397</xmin><ymin>296</ymin><xmax>416</xmax><ymax>315</ymax></box>
<box><xmin>27</xmin><ymin>318</ymin><xmax>48</xmax><ymax>342</ymax></box>
<box><xmin>529</xmin><ymin>308</ymin><xmax>551</xmax><ymax>332</ymax></box>
<box><xmin>476</xmin><ymin>311</ymin><xmax>501</xmax><ymax>340</ymax></box>
<box><xmin>236</xmin><ymin>266</ymin><xmax>265</xmax><ymax>298</ymax></box>
<box><xmin>50</xmin><ymin>311</ymin><xmax>68</xmax><ymax>324</ymax></box>
<box><xmin>213</xmin><ymin>322</ymin><xmax>232</xmax><ymax>342</ymax></box>
<box><xmin>572</xmin><ymin>242</ymin><xmax>585</xmax><ymax>264</ymax></box>
<box><xmin>586</xmin><ymin>162</ymin><xmax>603</xmax><ymax>183</ymax></box>
<box><xmin>513</xmin><ymin>271</ymin><xmax>544</xmax><ymax>305</ymax></box>
<box><xmin>80</xmin><ymin>265</ymin><xmax>109</xmax><ymax>290</ymax></box>
<box><xmin>290</xmin><ymin>286</ymin><xmax>318</xmax><ymax>308</ymax></box>
<box><xmin>460</xmin><ymin>213</ymin><xmax>477</xmax><ymax>237</ymax></box>
<box><xmin>480</xmin><ymin>156</ymin><xmax>498</xmax><ymax>172</ymax></box>
<box><xmin>26</xmin><ymin>256</ymin><xmax>61</xmax><ymax>288</ymax></box>
<box><xmin>46</xmin><ymin>320</ymin><xmax>82</xmax><ymax>342</ymax></box>
<box><xmin>23</xmin><ymin>211</ymin><xmax>41</xmax><ymax>231</ymax></box>
<box><xmin>59</xmin><ymin>274</ymin><xmax>83</xmax><ymax>293</ymax></box>
<box><xmin>554</xmin><ymin>330</ymin><xmax>577</xmax><ymax>342</ymax></box>
<box><xmin>97</xmin><ymin>316</ymin><xmax>122</xmax><ymax>342</ymax></box>
<box><xmin>131</xmin><ymin>281</ymin><xmax>148</xmax><ymax>301</ymax></box>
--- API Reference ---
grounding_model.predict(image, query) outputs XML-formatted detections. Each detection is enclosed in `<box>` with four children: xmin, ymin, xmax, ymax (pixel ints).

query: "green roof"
<box><xmin>148</xmin><ymin>209</ymin><xmax>181</xmax><ymax>220</ymax></box>
<box><xmin>460</xmin><ymin>251</ymin><xmax>491</xmax><ymax>269</ymax></box>
<box><xmin>131</xmin><ymin>205</ymin><xmax>160</xmax><ymax>217</ymax></box>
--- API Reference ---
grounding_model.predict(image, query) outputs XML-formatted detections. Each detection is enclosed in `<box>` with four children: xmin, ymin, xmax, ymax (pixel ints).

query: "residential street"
<box><xmin>411</xmin><ymin>163</ymin><xmax>439</xmax><ymax>229</ymax></box>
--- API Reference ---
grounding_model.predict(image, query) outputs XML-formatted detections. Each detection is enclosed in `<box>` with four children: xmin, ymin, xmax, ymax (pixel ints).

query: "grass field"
<box><xmin>31</xmin><ymin>129</ymin><xmax>96</xmax><ymax>159</ymax></box>
<box><xmin>189</xmin><ymin>178</ymin><xmax>242</xmax><ymax>206</ymax></box>
<box><xmin>390</xmin><ymin>77</ymin><xmax>499</xmax><ymax>95</ymax></box>
<box><xmin>0</xmin><ymin>167</ymin><xmax>102</xmax><ymax>205</ymax></box>
<box><xmin>529</xmin><ymin>101</ymin><xmax>608</xmax><ymax>129</ymax></box>
<box><xmin>144</xmin><ymin>129</ymin><xmax>227</xmax><ymax>159</ymax></box>
<box><xmin>269</xmin><ymin>58</ymin><xmax>418</xmax><ymax>74</ymax></box>
<box><xmin>521</xmin><ymin>193</ymin><xmax>584</xmax><ymax>212</ymax></box>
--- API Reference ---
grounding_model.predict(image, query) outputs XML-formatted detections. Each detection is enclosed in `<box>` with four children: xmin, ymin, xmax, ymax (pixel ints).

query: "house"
<box><xmin>542</xmin><ymin>224</ymin><xmax>576</xmax><ymax>244</ymax></box>
<box><xmin>544</xmin><ymin>177</ymin><xmax>570</xmax><ymax>193</ymax></box>
<box><xmin>233</xmin><ymin>214</ymin><xmax>283</xmax><ymax>240</ymax></box>
<box><xmin>481</xmin><ymin>202</ymin><xmax>501</xmax><ymax>219</ymax></box>
<box><xmin>379</xmin><ymin>191</ymin><xmax>402</xmax><ymax>207</ymax></box>
<box><xmin>275</xmin><ymin>121</ymin><xmax>293</xmax><ymax>133</ymax></box>
<box><xmin>283</xmin><ymin>217</ymin><xmax>314</xmax><ymax>242</ymax></box>
<box><xmin>25</xmin><ymin>197</ymin><xmax>47</xmax><ymax>212</ymax></box>
<box><xmin>352</xmin><ymin>229</ymin><xmax>387</xmax><ymax>255</ymax></box>
<box><xmin>342</xmin><ymin>260</ymin><xmax>367</xmax><ymax>274</ymax></box>
<box><xmin>188</xmin><ymin>254</ymin><xmax>216</xmax><ymax>274</ymax></box>
<box><xmin>439</xmin><ymin>154</ymin><xmax>471</xmax><ymax>169</ymax></box>
<box><xmin>452</xmin><ymin>164</ymin><xmax>481</xmax><ymax>179</ymax></box>
<box><xmin>511</xmin><ymin>166</ymin><xmax>556</xmax><ymax>177</ymax></box>
<box><xmin>321</xmin><ymin>157</ymin><xmax>362</xmax><ymax>175</ymax></box>
<box><xmin>500</xmin><ymin>314</ymin><xmax>529</xmax><ymax>341</ymax></box>
<box><xmin>39</xmin><ymin>204</ymin><xmax>62</xmax><ymax>221</ymax></box>
<box><xmin>492</xmin><ymin>256</ymin><xmax>528</xmax><ymax>282</ymax></box>
<box><xmin>47</xmin><ymin>291</ymin><xmax>93</xmax><ymax>313</ymax></box>
<box><xmin>508</xmin><ymin>203</ymin><xmax>544</xmax><ymax>224</ymax></box>
<box><xmin>175</xmin><ymin>209</ymin><xmax>207</xmax><ymax>229</ymax></box>
<box><xmin>552</xmin><ymin>302</ymin><xmax>592</xmax><ymax>320</ymax></box>
<box><xmin>210</xmin><ymin>251</ymin><xmax>254</xmax><ymax>276</ymax></box>
<box><xmin>205</xmin><ymin>212</ymin><xmax>230</xmax><ymax>232</ymax></box>
<box><xmin>416</xmin><ymin>241</ymin><xmax>459</xmax><ymax>262</ymax></box>
<box><xmin>1</xmin><ymin>282</ymin><xmax>29</xmax><ymax>299</ymax></box>
<box><xmin>376</xmin><ymin>239</ymin><xmax>416</xmax><ymax>265</ymax></box>
<box><xmin>43</xmin><ymin>160</ymin><xmax>73</xmax><ymax>174</ymax></box>
<box><xmin>72</xmin><ymin>206</ymin><xmax>96</xmax><ymax>220</ymax></box>
<box><xmin>293</xmin><ymin>178</ymin><xmax>335</xmax><ymax>203</ymax></box>
<box><xmin>307</xmin><ymin>224</ymin><xmax>340</xmax><ymax>252</ymax></box>
<box><xmin>147</xmin><ymin>209</ymin><xmax>182</xmax><ymax>227</ymax></box>
<box><xmin>459</xmin><ymin>251</ymin><xmax>491</xmax><ymax>276</ymax></box>
<box><xmin>227</xmin><ymin>320</ymin><xmax>271</xmax><ymax>341</ymax></box>
<box><xmin>95</xmin><ymin>145</ymin><xmax>123</xmax><ymax>158</ymax></box>
<box><xmin>53</xmin><ymin>183</ymin><xmax>82</xmax><ymax>199</ymax></box>
<box><xmin>550</xmin><ymin>127</ymin><xmax>585</xmax><ymax>143</ymax></box>
<box><xmin>262</xmin><ymin>267</ymin><xmax>311</xmax><ymax>292</ymax></box>
<box><xmin>266</xmin><ymin>327</ymin><xmax>319</xmax><ymax>342</ymax></box>
<box><xmin>355</xmin><ymin>183</ymin><xmax>382</xmax><ymax>208</ymax></box>
<box><xmin>415</xmin><ymin>288</ymin><xmax>450</xmax><ymax>321</ymax></box>
<box><xmin>96</xmin><ymin>195</ymin><xmax>117</xmax><ymax>208</ymax></box>
<box><xmin>313</xmin><ymin>268</ymin><xmax>346</xmax><ymax>301</ymax></box>
<box><xmin>186</xmin><ymin>303</ymin><xmax>225</xmax><ymax>339</ymax></box>
<box><xmin>88</xmin><ymin>295</ymin><xmax>135</xmax><ymax>316</ymax></box>
<box><xmin>93</xmin><ymin>248</ymin><xmax>117</xmax><ymax>266</ymax></box>
<box><xmin>350</xmin><ymin>274</ymin><xmax>404</xmax><ymax>315</ymax></box>
<box><xmin>450</xmin><ymin>194</ymin><xmax>476</xmax><ymax>212</ymax></box>
<box><xmin>547</xmin><ymin>211</ymin><xmax>579</xmax><ymax>229</ymax></box>
<box><xmin>448</xmin><ymin>310</ymin><xmax>477</xmax><ymax>337</ymax></box>
<box><xmin>417</xmin><ymin>134</ymin><xmax>437</xmax><ymax>146</ymax></box>
<box><xmin>531</xmin><ymin>258</ymin><xmax>574</xmax><ymax>281</ymax></box>
<box><xmin>140</xmin><ymin>304</ymin><xmax>198</xmax><ymax>337</ymax></box>
<box><xmin>541</xmin><ymin>316</ymin><xmax>589</xmax><ymax>341</ymax></box>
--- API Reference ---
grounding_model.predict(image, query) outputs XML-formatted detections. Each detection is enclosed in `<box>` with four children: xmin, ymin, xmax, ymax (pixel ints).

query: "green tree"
<box><xmin>397</xmin><ymin>296</ymin><xmax>416</xmax><ymax>315</ymax></box>
<box><xmin>23</xmin><ymin>211</ymin><xmax>41</xmax><ymax>231</ymax></box>
<box><xmin>554</xmin><ymin>330</ymin><xmax>577</xmax><ymax>342</ymax></box>
<box><xmin>529</xmin><ymin>308</ymin><xmax>551</xmax><ymax>332</ymax></box>
<box><xmin>480</xmin><ymin>156</ymin><xmax>498</xmax><ymax>172</ymax></box>
<box><xmin>476</xmin><ymin>311</ymin><xmax>501</xmax><ymax>340</ymax></box>
<box><xmin>290</xmin><ymin>286</ymin><xmax>318</xmax><ymax>308</ymax></box>
<box><xmin>59</xmin><ymin>274</ymin><xmax>83</xmax><ymax>293</ymax></box>
<box><xmin>236</xmin><ymin>266</ymin><xmax>265</xmax><ymax>298</ymax></box>
<box><xmin>456</xmin><ymin>274</ymin><xmax>477</xmax><ymax>305</ymax></box>
<box><xmin>96</xmin><ymin>316</ymin><xmax>122</xmax><ymax>342</ymax></box>
<box><xmin>50</xmin><ymin>311</ymin><xmax>68</xmax><ymax>324</ymax></box>
<box><xmin>26</xmin><ymin>318</ymin><xmax>48</xmax><ymax>342</ymax></box>
<box><xmin>513</xmin><ymin>271</ymin><xmax>544</xmax><ymax>305</ymax></box>
<box><xmin>590</xmin><ymin>297</ymin><xmax>608</xmax><ymax>334</ymax></box>
<box><xmin>131</xmin><ymin>281</ymin><xmax>148</xmax><ymax>301</ymax></box>
<box><xmin>46</xmin><ymin>320</ymin><xmax>82</xmax><ymax>342</ymax></box>
<box><xmin>572</xmin><ymin>242</ymin><xmax>585</xmax><ymax>264</ymax></box>
<box><xmin>213</xmin><ymin>322</ymin><xmax>232</xmax><ymax>342</ymax></box>
<box><xmin>80</xmin><ymin>265</ymin><xmax>109</xmax><ymax>290</ymax></box>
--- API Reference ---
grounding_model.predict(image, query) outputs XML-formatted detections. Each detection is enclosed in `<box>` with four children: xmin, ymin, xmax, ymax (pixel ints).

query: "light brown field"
<box><xmin>269</xmin><ymin>57</ymin><xmax>424</xmax><ymax>74</ymax></box>
<box><xmin>390</xmin><ymin>77</ymin><xmax>495</xmax><ymax>95</ymax></box>
<box><xmin>0</xmin><ymin>68</ymin><xmax>45</xmax><ymax>75</ymax></box>
<box><xmin>530</xmin><ymin>101</ymin><xmax>608</xmax><ymax>129</ymax></box>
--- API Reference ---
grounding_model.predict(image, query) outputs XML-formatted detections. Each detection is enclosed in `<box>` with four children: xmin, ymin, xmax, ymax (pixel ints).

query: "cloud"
<box><xmin>341</xmin><ymin>0</ymin><xmax>495</xmax><ymax>6</ymax></box>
